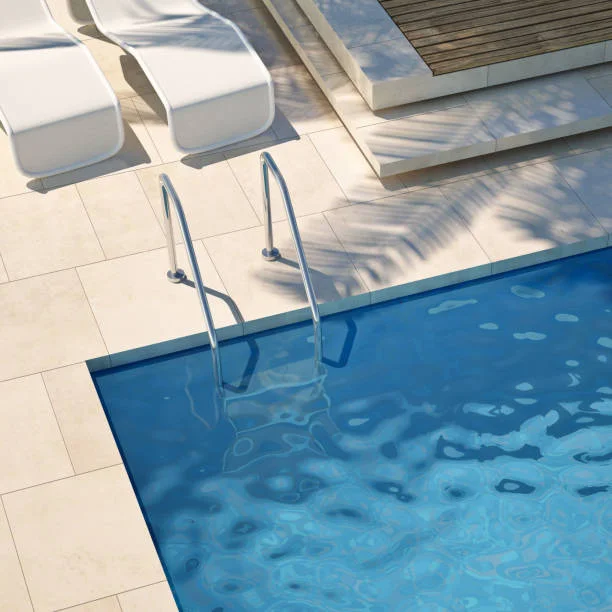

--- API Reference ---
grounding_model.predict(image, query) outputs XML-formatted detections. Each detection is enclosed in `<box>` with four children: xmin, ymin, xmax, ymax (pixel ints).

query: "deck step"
<box><xmin>294</xmin><ymin>0</ymin><xmax>612</xmax><ymax>110</ymax></box>
<box><xmin>263</xmin><ymin>0</ymin><xmax>612</xmax><ymax>177</ymax></box>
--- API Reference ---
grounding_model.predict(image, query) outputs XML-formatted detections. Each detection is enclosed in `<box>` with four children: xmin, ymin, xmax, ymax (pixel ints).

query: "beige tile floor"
<box><xmin>0</xmin><ymin>1</ymin><xmax>611</xmax><ymax>610</ymax></box>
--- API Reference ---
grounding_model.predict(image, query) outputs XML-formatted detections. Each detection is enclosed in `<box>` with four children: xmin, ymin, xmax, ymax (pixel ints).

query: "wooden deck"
<box><xmin>378</xmin><ymin>0</ymin><xmax>612</xmax><ymax>75</ymax></box>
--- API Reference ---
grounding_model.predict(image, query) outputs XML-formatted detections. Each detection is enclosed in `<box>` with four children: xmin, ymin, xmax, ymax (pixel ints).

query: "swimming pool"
<box><xmin>94</xmin><ymin>248</ymin><xmax>612</xmax><ymax>611</ymax></box>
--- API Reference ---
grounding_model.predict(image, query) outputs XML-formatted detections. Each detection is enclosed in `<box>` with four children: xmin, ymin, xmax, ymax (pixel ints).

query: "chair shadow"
<box><xmin>120</xmin><ymin>54</ymin><xmax>156</xmax><ymax>97</ymax></box>
<box><xmin>181</xmin><ymin>106</ymin><xmax>298</xmax><ymax>171</ymax></box>
<box><xmin>68</xmin><ymin>0</ymin><xmax>93</xmax><ymax>23</ymax></box>
<box><xmin>26</xmin><ymin>117</ymin><xmax>151</xmax><ymax>192</ymax></box>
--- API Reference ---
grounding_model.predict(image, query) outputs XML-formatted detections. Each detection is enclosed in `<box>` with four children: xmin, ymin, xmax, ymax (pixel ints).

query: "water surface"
<box><xmin>94</xmin><ymin>248</ymin><xmax>612</xmax><ymax>611</ymax></box>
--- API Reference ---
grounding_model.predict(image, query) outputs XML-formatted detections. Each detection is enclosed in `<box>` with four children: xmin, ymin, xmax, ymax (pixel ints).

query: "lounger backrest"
<box><xmin>85</xmin><ymin>0</ymin><xmax>209</xmax><ymax>30</ymax></box>
<box><xmin>0</xmin><ymin>0</ymin><xmax>58</xmax><ymax>36</ymax></box>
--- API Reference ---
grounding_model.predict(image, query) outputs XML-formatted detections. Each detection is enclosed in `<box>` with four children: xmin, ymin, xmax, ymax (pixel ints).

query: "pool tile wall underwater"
<box><xmin>94</xmin><ymin>247</ymin><xmax>612</xmax><ymax>611</ymax></box>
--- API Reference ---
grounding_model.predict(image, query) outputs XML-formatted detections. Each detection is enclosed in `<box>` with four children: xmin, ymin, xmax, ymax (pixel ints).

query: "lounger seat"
<box><xmin>0</xmin><ymin>0</ymin><xmax>124</xmax><ymax>177</ymax></box>
<box><xmin>84</xmin><ymin>0</ymin><xmax>275</xmax><ymax>154</ymax></box>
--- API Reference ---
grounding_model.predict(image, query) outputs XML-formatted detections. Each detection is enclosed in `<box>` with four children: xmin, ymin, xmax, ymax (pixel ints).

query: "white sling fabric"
<box><xmin>84</xmin><ymin>0</ymin><xmax>275</xmax><ymax>154</ymax></box>
<box><xmin>0</xmin><ymin>0</ymin><xmax>124</xmax><ymax>177</ymax></box>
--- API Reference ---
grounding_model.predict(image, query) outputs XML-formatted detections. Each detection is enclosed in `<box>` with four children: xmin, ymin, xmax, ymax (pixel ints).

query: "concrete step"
<box><xmin>263</xmin><ymin>0</ymin><xmax>612</xmax><ymax>177</ymax></box>
<box><xmin>295</xmin><ymin>0</ymin><xmax>612</xmax><ymax>111</ymax></box>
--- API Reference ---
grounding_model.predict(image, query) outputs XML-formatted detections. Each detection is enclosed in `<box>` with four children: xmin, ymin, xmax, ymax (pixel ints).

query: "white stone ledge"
<box><xmin>263</xmin><ymin>0</ymin><xmax>612</xmax><ymax>178</ymax></box>
<box><xmin>297</xmin><ymin>0</ymin><xmax>610</xmax><ymax>110</ymax></box>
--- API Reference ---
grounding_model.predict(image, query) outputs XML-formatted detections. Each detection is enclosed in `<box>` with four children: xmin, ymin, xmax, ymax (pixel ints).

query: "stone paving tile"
<box><xmin>76</xmin><ymin>172</ymin><xmax>165</xmax><ymax>259</ymax></box>
<box><xmin>43</xmin><ymin>363</ymin><xmax>121</xmax><ymax>474</ymax></box>
<box><xmin>465</xmin><ymin>73</ymin><xmax>612</xmax><ymax>148</ymax></box>
<box><xmin>59</xmin><ymin>596</ymin><xmax>121</xmax><ymax>612</ymax></box>
<box><xmin>272</xmin><ymin>65</ymin><xmax>342</xmax><ymax>136</ymax></box>
<box><xmin>137</xmin><ymin>156</ymin><xmax>260</xmax><ymax>241</ymax></box>
<box><xmin>204</xmin><ymin>214</ymin><xmax>369</xmax><ymax>332</ymax></box>
<box><xmin>440</xmin><ymin>163</ymin><xmax>609</xmax><ymax>273</ymax></box>
<box><xmin>118</xmin><ymin>582</ymin><xmax>178</xmax><ymax>612</ymax></box>
<box><xmin>309</xmin><ymin>127</ymin><xmax>406</xmax><ymax>203</ymax></box>
<box><xmin>324</xmin><ymin>187</ymin><xmax>491</xmax><ymax>301</ymax></box>
<box><xmin>0</xmin><ymin>501</ymin><xmax>32</xmax><ymax>612</ymax></box>
<box><xmin>2</xmin><ymin>7</ymin><xmax>612</xmax><ymax>611</ymax></box>
<box><xmin>0</xmin><ymin>270</ymin><xmax>107</xmax><ymax>382</ymax></box>
<box><xmin>0</xmin><ymin>375</ymin><xmax>73</xmax><ymax>494</ymax></box>
<box><xmin>357</xmin><ymin>105</ymin><xmax>495</xmax><ymax>175</ymax></box>
<box><xmin>42</xmin><ymin>99</ymin><xmax>162</xmax><ymax>190</ymax></box>
<box><xmin>0</xmin><ymin>186</ymin><xmax>103</xmax><ymax>281</ymax></box>
<box><xmin>3</xmin><ymin>465</ymin><xmax>165</xmax><ymax>612</ymax></box>
<box><xmin>226</xmin><ymin>137</ymin><xmax>348</xmax><ymax>222</ymax></box>
<box><xmin>83</xmin><ymin>37</ymin><xmax>154</xmax><ymax>100</ymax></box>
<box><xmin>553</xmin><ymin>148</ymin><xmax>612</xmax><ymax>236</ymax></box>
<box><xmin>77</xmin><ymin>243</ymin><xmax>240</xmax><ymax>356</ymax></box>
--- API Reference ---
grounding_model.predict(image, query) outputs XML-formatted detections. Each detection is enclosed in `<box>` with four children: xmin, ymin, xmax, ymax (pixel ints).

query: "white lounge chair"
<box><xmin>83</xmin><ymin>0</ymin><xmax>275</xmax><ymax>154</ymax></box>
<box><xmin>0</xmin><ymin>0</ymin><xmax>124</xmax><ymax>177</ymax></box>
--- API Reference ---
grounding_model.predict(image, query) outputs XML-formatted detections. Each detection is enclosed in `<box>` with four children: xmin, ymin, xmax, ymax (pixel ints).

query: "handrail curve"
<box><xmin>160</xmin><ymin>173</ymin><xmax>223</xmax><ymax>393</ymax></box>
<box><xmin>260</xmin><ymin>151</ymin><xmax>322</xmax><ymax>369</ymax></box>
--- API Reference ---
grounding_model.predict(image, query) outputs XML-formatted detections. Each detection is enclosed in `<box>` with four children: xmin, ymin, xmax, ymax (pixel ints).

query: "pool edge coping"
<box><xmin>86</xmin><ymin>236</ymin><xmax>612</xmax><ymax>373</ymax></box>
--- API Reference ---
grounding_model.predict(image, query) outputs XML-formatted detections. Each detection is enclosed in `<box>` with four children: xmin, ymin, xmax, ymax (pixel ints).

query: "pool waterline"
<box><xmin>93</xmin><ymin>247</ymin><xmax>612</xmax><ymax>611</ymax></box>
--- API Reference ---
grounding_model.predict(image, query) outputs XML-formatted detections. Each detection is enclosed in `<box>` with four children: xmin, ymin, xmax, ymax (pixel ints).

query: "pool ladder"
<box><xmin>161</xmin><ymin>151</ymin><xmax>322</xmax><ymax>395</ymax></box>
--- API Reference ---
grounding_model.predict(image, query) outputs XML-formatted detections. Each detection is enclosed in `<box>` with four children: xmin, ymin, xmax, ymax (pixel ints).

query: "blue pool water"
<box><xmin>94</xmin><ymin>249</ymin><xmax>612</xmax><ymax>611</ymax></box>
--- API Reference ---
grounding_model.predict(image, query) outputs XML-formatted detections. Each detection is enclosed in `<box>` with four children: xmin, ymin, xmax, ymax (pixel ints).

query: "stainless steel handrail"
<box><xmin>161</xmin><ymin>174</ymin><xmax>223</xmax><ymax>393</ymax></box>
<box><xmin>260</xmin><ymin>152</ymin><xmax>322</xmax><ymax>368</ymax></box>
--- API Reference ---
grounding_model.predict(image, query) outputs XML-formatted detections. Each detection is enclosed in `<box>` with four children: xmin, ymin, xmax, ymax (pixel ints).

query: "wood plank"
<box><xmin>407</xmin><ymin>1</ymin><xmax>612</xmax><ymax>43</ymax></box>
<box><xmin>412</xmin><ymin>10</ymin><xmax>612</xmax><ymax>54</ymax></box>
<box><xmin>432</xmin><ymin>27</ymin><xmax>612</xmax><ymax>73</ymax></box>
<box><xmin>377</xmin><ymin>0</ymin><xmax>612</xmax><ymax>74</ymax></box>
<box><xmin>385</xmin><ymin>0</ymin><xmax>538</xmax><ymax>20</ymax></box>
<box><xmin>399</xmin><ymin>0</ymin><xmax>597</xmax><ymax>32</ymax></box>
<box><xmin>421</xmin><ymin>22</ymin><xmax>612</xmax><ymax>64</ymax></box>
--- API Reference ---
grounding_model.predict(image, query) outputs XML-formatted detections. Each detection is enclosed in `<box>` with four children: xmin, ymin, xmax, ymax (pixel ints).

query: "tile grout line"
<box><xmin>0</xmin><ymin>496</ymin><xmax>36</xmax><ymax>612</ymax></box>
<box><xmin>224</xmin><ymin>153</ymin><xmax>264</xmax><ymax>223</ymax></box>
<box><xmin>55</xmin><ymin>580</ymin><xmax>170</xmax><ymax>612</ymax></box>
<box><xmin>74</xmin><ymin>183</ymin><xmax>108</xmax><ymax>260</ymax></box>
<box><xmin>584</xmin><ymin>74</ymin><xmax>612</xmax><ymax>111</ymax></box>
<box><xmin>74</xmin><ymin>267</ymin><xmax>112</xmax><ymax>361</ymax></box>
<box><xmin>197</xmin><ymin>239</ymin><xmax>232</xmax><ymax>299</ymax></box>
<box><xmin>115</xmin><ymin>579</ymin><xmax>168</xmax><ymax>599</ymax></box>
<box><xmin>307</xmin><ymin>132</ymin><xmax>356</xmax><ymax>206</ymax></box>
<box><xmin>40</xmin><ymin>374</ymin><xmax>77</xmax><ymax>477</ymax></box>
<box><xmin>53</xmin><ymin>581</ymin><xmax>171</xmax><ymax>611</ymax></box>
<box><xmin>197</xmin><ymin>239</ymin><xmax>246</xmax><ymax>331</ymax></box>
<box><xmin>1</xmin><ymin>463</ymin><xmax>124</xmax><ymax>499</ymax></box>
<box><xmin>320</xmin><ymin>211</ymin><xmax>373</xmax><ymax>304</ymax></box>
<box><xmin>549</xmin><ymin>160</ymin><xmax>611</xmax><ymax>240</ymax></box>
<box><xmin>435</xmin><ymin>183</ymin><xmax>495</xmax><ymax>273</ymax></box>
<box><xmin>0</xmin><ymin>249</ymin><xmax>8</xmax><ymax>282</ymax></box>
<box><xmin>54</xmin><ymin>593</ymin><xmax>120</xmax><ymax>612</ymax></box>
<box><xmin>0</xmin><ymin>367</ymin><xmax>88</xmax><ymax>386</ymax></box>
<box><xmin>115</xmin><ymin>594</ymin><xmax>125</xmax><ymax>612</ymax></box>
